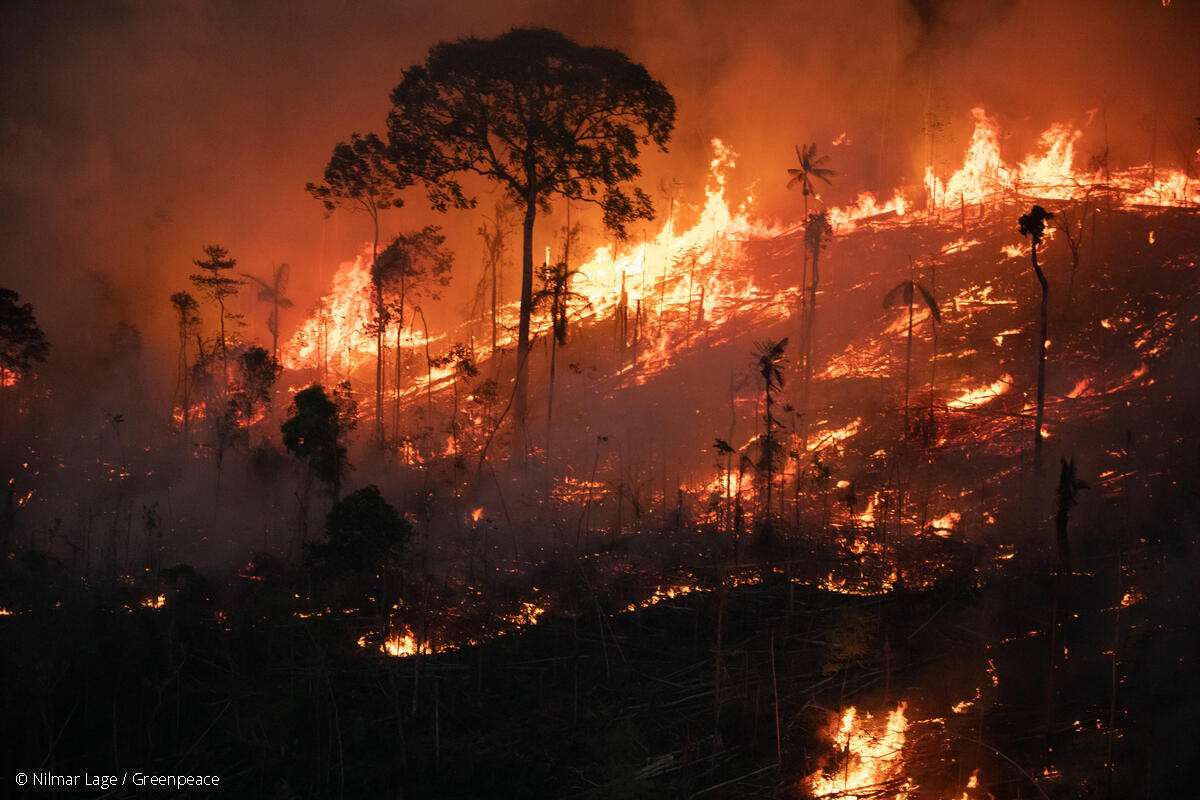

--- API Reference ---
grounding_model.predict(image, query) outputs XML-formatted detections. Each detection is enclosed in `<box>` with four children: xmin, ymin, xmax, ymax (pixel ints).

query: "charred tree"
<box><xmin>1019</xmin><ymin>205</ymin><xmax>1054</xmax><ymax>470</ymax></box>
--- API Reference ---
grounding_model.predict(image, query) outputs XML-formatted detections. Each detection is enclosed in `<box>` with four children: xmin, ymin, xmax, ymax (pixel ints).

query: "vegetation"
<box><xmin>1018</xmin><ymin>205</ymin><xmax>1054</xmax><ymax>469</ymax></box>
<box><xmin>386</xmin><ymin>27</ymin><xmax>676</xmax><ymax>435</ymax></box>
<box><xmin>189</xmin><ymin>245</ymin><xmax>243</xmax><ymax>392</ymax></box>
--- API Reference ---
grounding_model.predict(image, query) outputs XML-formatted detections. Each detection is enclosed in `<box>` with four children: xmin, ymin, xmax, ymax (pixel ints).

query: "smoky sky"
<box><xmin>1</xmin><ymin>0</ymin><xmax>1197</xmax><ymax>383</ymax></box>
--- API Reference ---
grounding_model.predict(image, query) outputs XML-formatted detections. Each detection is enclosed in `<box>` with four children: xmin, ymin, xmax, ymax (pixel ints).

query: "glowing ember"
<box><xmin>928</xmin><ymin>511</ymin><xmax>961</xmax><ymax>537</ymax></box>
<box><xmin>809</xmin><ymin>702</ymin><xmax>911</xmax><ymax>799</ymax></box>
<box><xmin>1120</xmin><ymin>588</ymin><xmax>1144</xmax><ymax>607</ymax></box>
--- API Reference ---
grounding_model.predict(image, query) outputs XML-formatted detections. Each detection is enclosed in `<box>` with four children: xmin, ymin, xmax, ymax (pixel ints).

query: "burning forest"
<box><xmin>2</xmin><ymin>2</ymin><xmax>1200</xmax><ymax>797</ymax></box>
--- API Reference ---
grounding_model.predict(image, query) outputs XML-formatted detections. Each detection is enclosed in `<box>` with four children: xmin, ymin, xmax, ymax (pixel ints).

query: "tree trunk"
<box><xmin>904</xmin><ymin>295</ymin><xmax>914</xmax><ymax>434</ymax></box>
<box><xmin>1032</xmin><ymin>243</ymin><xmax>1048</xmax><ymax>470</ymax></box>
<box><xmin>372</xmin><ymin>221</ymin><xmax>384</xmax><ymax>447</ymax></box>
<box><xmin>515</xmin><ymin>196</ymin><xmax>537</xmax><ymax>443</ymax></box>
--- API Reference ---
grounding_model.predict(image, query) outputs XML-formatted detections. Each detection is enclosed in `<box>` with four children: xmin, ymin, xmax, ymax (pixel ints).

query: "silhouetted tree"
<box><xmin>309</xmin><ymin>134</ymin><xmax>413</xmax><ymax>446</ymax></box>
<box><xmin>308</xmin><ymin>484</ymin><xmax>410</xmax><ymax>574</ymax></box>
<box><xmin>883</xmin><ymin>270</ymin><xmax>941</xmax><ymax>435</ymax></box>
<box><xmin>387</xmin><ymin>27</ymin><xmax>675</xmax><ymax>435</ymax></box>
<box><xmin>169</xmin><ymin>292</ymin><xmax>200</xmax><ymax>436</ymax></box>
<box><xmin>1054</xmin><ymin>457</ymin><xmax>1088</xmax><ymax>575</ymax></box>
<box><xmin>533</xmin><ymin>258</ymin><xmax>590</xmax><ymax>451</ymax></box>
<box><xmin>475</xmin><ymin>201</ymin><xmax>516</xmax><ymax>360</ymax></box>
<box><xmin>242</xmin><ymin>263</ymin><xmax>294</xmax><ymax>363</ymax></box>
<box><xmin>787</xmin><ymin>142</ymin><xmax>835</xmax><ymax>311</ymax></box>
<box><xmin>0</xmin><ymin>288</ymin><xmax>49</xmax><ymax>435</ymax></box>
<box><xmin>282</xmin><ymin>384</ymin><xmax>352</xmax><ymax>501</ymax></box>
<box><xmin>802</xmin><ymin>209</ymin><xmax>833</xmax><ymax>441</ymax></box>
<box><xmin>0</xmin><ymin>288</ymin><xmax>49</xmax><ymax>389</ymax></box>
<box><xmin>753</xmin><ymin>338</ymin><xmax>788</xmax><ymax>524</ymax></box>
<box><xmin>230</xmin><ymin>345</ymin><xmax>281</xmax><ymax>434</ymax></box>
<box><xmin>373</xmin><ymin>226</ymin><xmax>454</xmax><ymax>441</ymax></box>
<box><xmin>189</xmin><ymin>245</ymin><xmax>243</xmax><ymax>391</ymax></box>
<box><xmin>1019</xmin><ymin>205</ymin><xmax>1054</xmax><ymax>469</ymax></box>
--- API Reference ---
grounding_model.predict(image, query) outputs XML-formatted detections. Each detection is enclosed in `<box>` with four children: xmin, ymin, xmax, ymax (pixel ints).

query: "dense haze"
<box><xmin>2</xmin><ymin>0</ymin><xmax>1198</xmax><ymax>395</ymax></box>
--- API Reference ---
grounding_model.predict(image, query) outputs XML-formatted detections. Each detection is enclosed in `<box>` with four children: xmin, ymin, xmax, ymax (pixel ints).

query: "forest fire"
<box><xmin>3</xmin><ymin>4</ymin><xmax>1200</xmax><ymax>797</ymax></box>
<box><xmin>809</xmin><ymin>703</ymin><xmax>911</xmax><ymax>799</ymax></box>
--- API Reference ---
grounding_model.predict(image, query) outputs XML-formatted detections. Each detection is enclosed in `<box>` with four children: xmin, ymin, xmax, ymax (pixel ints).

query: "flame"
<box><xmin>140</xmin><ymin>594</ymin><xmax>166</xmax><ymax>609</ymax></box>
<box><xmin>366</xmin><ymin>627</ymin><xmax>425</xmax><ymax>658</ymax></box>
<box><xmin>947</xmin><ymin>376</ymin><xmax>1012</xmax><ymax>410</ymax></box>
<box><xmin>809</xmin><ymin>702</ymin><xmax>911</xmax><ymax>799</ymax></box>
<box><xmin>927</xmin><ymin>107</ymin><xmax>1200</xmax><ymax>210</ymax></box>
<box><xmin>471</xmin><ymin>506</ymin><xmax>484</xmax><ymax>523</ymax></box>
<box><xmin>928</xmin><ymin>511</ymin><xmax>961</xmax><ymax>537</ymax></box>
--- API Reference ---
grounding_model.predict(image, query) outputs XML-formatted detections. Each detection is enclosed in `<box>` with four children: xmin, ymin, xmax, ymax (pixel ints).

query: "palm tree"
<box><xmin>883</xmin><ymin>267</ymin><xmax>941</xmax><ymax>435</ymax></box>
<box><xmin>753</xmin><ymin>338</ymin><xmax>788</xmax><ymax>524</ymax></box>
<box><xmin>242</xmin><ymin>263</ymin><xmax>293</xmax><ymax>364</ymax></box>
<box><xmin>1018</xmin><ymin>205</ymin><xmax>1054</xmax><ymax>470</ymax></box>
<box><xmin>802</xmin><ymin>210</ymin><xmax>833</xmax><ymax>446</ymax></box>
<box><xmin>787</xmin><ymin>143</ymin><xmax>835</xmax><ymax>311</ymax></box>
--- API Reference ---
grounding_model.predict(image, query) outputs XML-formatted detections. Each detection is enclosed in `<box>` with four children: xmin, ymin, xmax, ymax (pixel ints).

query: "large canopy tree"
<box><xmin>386</xmin><ymin>27</ymin><xmax>675</xmax><ymax>434</ymax></box>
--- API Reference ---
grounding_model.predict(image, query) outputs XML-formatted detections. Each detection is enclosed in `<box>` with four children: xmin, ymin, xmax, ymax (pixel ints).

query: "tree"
<box><xmin>242</xmin><ymin>263</ymin><xmax>294</xmax><ymax>363</ymax></box>
<box><xmin>308</xmin><ymin>484</ymin><xmax>410</xmax><ymax>574</ymax></box>
<box><xmin>189</xmin><ymin>245</ymin><xmax>243</xmax><ymax>391</ymax></box>
<box><xmin>373</xmin><ymin>226</ymin><xmax>454</xmax><ymax>441</ymax></box>
<box><xmin>787</xmin><ymin>142</ymin><xmax>835</xmax><ymax>312</ymax></box>
<box><xmin>1054</xmin><ymin>457</ymin><xmax>1088</xmax><ymax>575</ymax></box>
<box><xmin>230</xmin><ymin>345</ymin><xmax>281</xmax><ymax>432</ymax></box>
<box><xmin>533</xmin><ymin>258</ymin><xmax>591</xmax><ymax>455</ymax></box>
<box><xmin>169</xmin><ymin>292</ymin><xmax>201</xmax><ymax>437</ymax></box>
<box><xmin>1019</xmin><ymin>205</ymin><xmax>1054</xmax><ymax>470</ymax></box>
<box><xmin>387</xmin><ymin>27</ymin><xmax>675</xmax><ymax>434</ymax></box>
<box><xmin>883</xmin><ymin>270</ymin><xmax>941</xmax><ymax>435</ymax></box>
<box><xmin>753</xmin><ymin>338</ymin><xmax>788</xmax><ymax>525</ymax></box>
<box><xmin>0</xmin><ymin>288</ymin><xmax>49</xmax><ymax>389</ymax></box>
<box><xmin>0</xmin><ymin>288</ymin><xmax>49</xmax><ymax>435</ymax></box>
<box><xmin>474</xmin><ymin>201</ymin><xmax>516</xmax><ymax>360</ymax></box>
<box><xmin>308</xmin><ymin>134</ymin><xmax>411</xmax><ymax>446</ymax></box>
<box><xmin>801</xmin><ymin>209</ymin><xmax>833</xmax><ymax>444</ymax></box>
<box><xmin>282</xmin><ymin>384</ymin><xmax>353</xmax><ymax>501</ymax></box>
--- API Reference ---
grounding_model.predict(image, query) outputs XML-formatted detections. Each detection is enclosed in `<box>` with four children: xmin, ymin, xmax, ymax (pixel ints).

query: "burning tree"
<box><xmin>386</xmin><ymin>27</ymin><xmax>675</xmax><ymax>438</ymax></box>
<box><xmin>1018</xmin><ymin>205</ymin><xmax>1054</xmax><ymax>469</ymax></box>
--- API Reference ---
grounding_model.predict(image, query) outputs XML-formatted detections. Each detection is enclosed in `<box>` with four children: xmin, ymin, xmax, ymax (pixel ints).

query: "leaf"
<box><xmin>915</xmin><ymin>283</ymin><xmax>942</xmax><ymax>322</ymax></box>
<box><xmin>882</xmin><ymin>281</ymin><xmax>914</xmax><ymax>310</ymax></box>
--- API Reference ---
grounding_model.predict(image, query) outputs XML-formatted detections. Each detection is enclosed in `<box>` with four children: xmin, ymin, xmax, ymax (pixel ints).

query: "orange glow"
<box><xmin>947</xmin><ymin>376</ymin><xmax>1012</xmax><ymax>410</ymax></box>
<box><xmin>809</xmin><ymin>702</ymin><xmax>911</xmax><ymax>799</ymax></box>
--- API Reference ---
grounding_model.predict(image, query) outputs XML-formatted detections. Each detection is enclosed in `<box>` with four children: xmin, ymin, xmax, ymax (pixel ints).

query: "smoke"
<box><xmin>1</xmin><ymin>2</ymin><xmax>1198</xmax><ymax>569</ymax></box>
